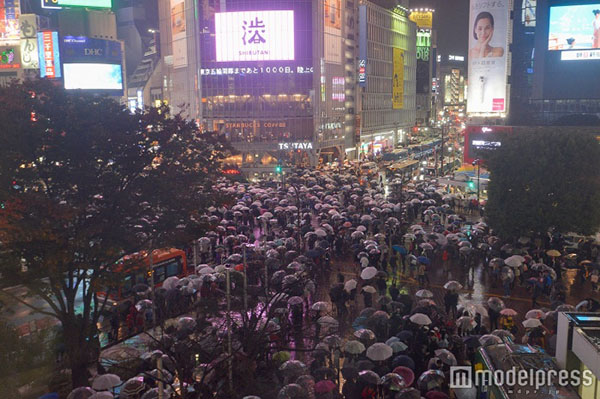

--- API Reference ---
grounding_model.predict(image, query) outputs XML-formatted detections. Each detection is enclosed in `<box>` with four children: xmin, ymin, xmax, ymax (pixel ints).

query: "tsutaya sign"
<box><xmin>278</xmin><ymin>142</ymin><xmax>313</xmax><ymax>150</ymax></box>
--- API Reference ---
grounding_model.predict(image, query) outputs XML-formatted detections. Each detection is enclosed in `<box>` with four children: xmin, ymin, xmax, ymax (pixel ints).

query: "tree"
<box><xmin>0</xmin><ymin>80</ymin><xmax>228</xmax><ymax>387</ymax></box>
<box><xmin>485</xmin><ymin>128</ymin><xmax>600</xmax><ymax>238</ymax></box>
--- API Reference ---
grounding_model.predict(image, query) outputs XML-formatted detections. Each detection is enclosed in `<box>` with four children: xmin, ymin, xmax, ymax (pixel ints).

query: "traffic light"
<box><xmin>275</xmin><ymin>165</ymin><xmax>282</xmax><ymax>174</ymax></box>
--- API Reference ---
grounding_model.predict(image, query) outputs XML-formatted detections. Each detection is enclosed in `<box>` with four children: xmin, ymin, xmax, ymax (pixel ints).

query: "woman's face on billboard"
<box><xmin>475</xmin><ymin>18</ymin><xmax>494</xmax><ymax>43</ymax></box>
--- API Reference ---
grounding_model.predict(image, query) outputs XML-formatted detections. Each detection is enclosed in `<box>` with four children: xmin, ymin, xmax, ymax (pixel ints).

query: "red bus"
<box><xmin>99</xmin><ymin>248</ymin><xmax>188</xmax><ymax>307</ymax></box>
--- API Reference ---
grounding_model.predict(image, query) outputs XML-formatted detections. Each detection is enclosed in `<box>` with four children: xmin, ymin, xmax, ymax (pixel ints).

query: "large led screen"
<box><xmin>215</xmin><ymin>10</ymin><xmax>295</xmax><ymax>62</ymax></box>
<box><xmin>63</xmin><ymin>63</ymin><xmax>122</xmax><ymax>90</ymax></box>
<box><xmin>57</xmin><ymin>0</ymin><xmax>111</xmax><ymax>7</ymax></box>
<box><xmin>549</xmin><ymin>4</ymin><xmax>600</xmax><ymax>55</ymax></box>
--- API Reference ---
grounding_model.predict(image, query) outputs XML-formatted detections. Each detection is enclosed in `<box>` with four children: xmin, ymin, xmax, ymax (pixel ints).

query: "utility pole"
<box><xmin>440</xmin><ymin>125</ymin><xmax>444</xmax><ymax>177</ymax></box>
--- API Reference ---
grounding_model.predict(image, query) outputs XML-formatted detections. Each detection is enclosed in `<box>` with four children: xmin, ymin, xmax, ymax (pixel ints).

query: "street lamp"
<box><xmin>472</xmin><ymin>159</ymin><xmax>481</xmax><ymax>206</ymax></box>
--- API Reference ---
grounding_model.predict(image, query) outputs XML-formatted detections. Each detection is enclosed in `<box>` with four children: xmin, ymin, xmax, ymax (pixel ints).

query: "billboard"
<box><xmin>0</xmin><ymin>45</ymin><xmax>19</xmax><ymax>68</ymax></box>
<box><xmin>463</xmin><ymin>125</ymin><xmax>513</xmax><ymax>163</ymax></box>
<box><xmin>522</xmin><ymin>0</ymin><xmax>536</xmax><ymax>27</ymax></box>
<box><xmin>61</xmin><ymin>36</ymin><xmax>122</xmax><ymax>63</ymax></box>
<box><xmin>392</xmin><ymin>48</ymin><xmax>404</xmax><ymax>109</ymax></box>
<box><xmin>63</xmin><ymin>63</ymin><xmax>122</xmax><ymax>90</ymax></box>
<box><xmin>38</xmin><ymin>31</ymin><xmax>61</xmax><ymax>78</ymax></box>
<box><xmin>19</xmin><ymin>14</ymin><xmax>38</xmax><ymax>69</ymax></box>
<box><xmin>358</xmin><ymin>4</ymin><xmax>367</xmax><ymax>87</ymax></box>
<box><xmin>409</xmin><ymin>11</ymin><xmax>433</xmax><ymax>29</ymax></box>
<box><xmin>549</xmin><ymin>4</ymin><xmax>600</xmax><ymax>60</ymax></box>
<box><xmin>170</xmin><ymin>0</ymin><xmax>186</xmax><ymax>68</ymax></box>
<box><xmin>467</xmin><ymin>0</ymin><xmax>510</xmax><ymax>115</ymax></box>
<box><xmin>0</xmin><ymin>0</ymin><xmax>20</xmax><ymax>45</ymax></box>
<box><xmin>56</xmin><ymin>0</ymin><xmax>111</xmax><ymax>7</ymax></box>
<box><xmin>41</xmin><ymin>0</ymin><xmax>61</xmax><ymax>9</ymax></box>
<box><xmin>324</xmin><ymin>0</ymin><xmax>342</xmax><ymax>64</ymax></box>
<box><xmin>215</xmin><ymin>10</ymin><xmax>295</xmax><ymax>62</ymax></box>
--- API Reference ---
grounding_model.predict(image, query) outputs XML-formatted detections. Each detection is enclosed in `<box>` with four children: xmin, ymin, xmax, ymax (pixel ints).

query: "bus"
<box><xmin>388</xmin><ymin>159</ymin><xmax>420</xmax><ymax>181</ymax></box>
<box><xmin>98</xmin><ymin>248</ymin><xmax>189</xmax><ymax>308</ymax></box>
<box><xmin>382</xmin><ymin>149</ymin><xmax>409</xmax><ymax>163</ymax></box>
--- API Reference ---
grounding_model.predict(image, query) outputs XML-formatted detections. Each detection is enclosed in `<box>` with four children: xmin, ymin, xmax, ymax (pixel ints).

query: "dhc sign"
<box><xmin>278</xmin><ymin>142</ymin><xmax>313</xmax><ymax>150</ymax></box>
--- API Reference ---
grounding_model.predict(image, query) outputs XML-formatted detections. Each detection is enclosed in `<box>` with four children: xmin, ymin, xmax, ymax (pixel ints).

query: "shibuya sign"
<box><xmin>278</xmin><ymin>142</ymin><xmax>313</xmax><ymax>150</ymax></box>
<box><xmin>201</xmin><ymin>65</ymin><xmax>313</xmax><ymax>76</ymax></box>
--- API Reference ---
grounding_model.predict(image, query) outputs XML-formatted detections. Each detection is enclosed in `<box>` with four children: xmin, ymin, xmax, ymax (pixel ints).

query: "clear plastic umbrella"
<box><xmin>366</xmin><ymin>343</ymin><xmax>393</xmax><ymax>361</ymax></box>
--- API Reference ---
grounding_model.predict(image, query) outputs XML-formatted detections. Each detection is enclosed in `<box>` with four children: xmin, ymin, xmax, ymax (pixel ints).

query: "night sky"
<box><xmin>410</xmin><ymin>0</ymin><xmax>470</xmax><ymax>58</ymax></box>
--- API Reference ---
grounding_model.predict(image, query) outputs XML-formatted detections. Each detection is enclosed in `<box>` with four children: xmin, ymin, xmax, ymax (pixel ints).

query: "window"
<box><xmin>153</xmin><ymin>264</ymin><xmax>166</xmax><ymax>284</ymax></box>
<box><xmin>165</xmin><ymin>257</ymin><xmax>183</xmax><ymax>278</ymax></box>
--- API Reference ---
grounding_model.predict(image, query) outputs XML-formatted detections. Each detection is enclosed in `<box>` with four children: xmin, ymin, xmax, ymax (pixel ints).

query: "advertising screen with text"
<box><xmin>215</xmin><ymin>10</ymin><xmax>295</xmax><ymax>62</ymax></box>
<box><xmin>549</xmin><ymin>4</ymin><xmax>600</xmax><ymax>60</ymax></box>
<box><xmin>64</xmin><ymin>63</ymin><xmax>122</xmax><ymax>91</ymax></box>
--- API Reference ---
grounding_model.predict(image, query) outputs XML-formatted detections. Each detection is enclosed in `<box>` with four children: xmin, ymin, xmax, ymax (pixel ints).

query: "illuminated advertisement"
<box><xmin>63</xmin><ymin>63</ymin><xmax>122</xmax><ymax>90</ymax></box>
<box><xmin>0</xmin><ymin>45</ymin><xmax>19</xmax><ymax>68</ymax></box>
<box><xmin>463</xmin><ymin>125</ymin><xmax>513</xmax><ymax>163</ymax></box>
<box><xmin>324</xmin><ymin>0</ymin><xmax>342</xmax><ymax>64</ymax></box>
<box><xmin>467</xmin><ymin>0</ymin><xmax>510</xmax><ymax>115</ymax></box>
<box><xmin>61</xmin><ymin>36</ymin><xmax>122</xmax><ymax>63</ymax></box>
<box><xmin>19</xmin><ymin>14</ymin><xmax>38</xmax><ymax>69</ymax></box>
<box><xmin>0</xmin><ymin>0</ymin><xmax>20</xmax><ymax>45</ymax></box>
<box><xmin>392</xmin><ymin>48</ymin><xmax>404</xmax><ymax>109</ymax></box>
<box><xmin>56</xmin><ymin>0</ymin><xmax>111</xmax><ymax>7</ymax></box>
<box><xmin>549</xmin><ymin>4</ymin><xmax>600</xmax><ymax>60</ymax></box>
<box><xmin>332</xmin><ymin>77</ymin><xmax>345</xmax><ymax>101</ymax></box>
<box><xmin>170</xmin><ymin>0</ymin><xmax>186</xmax><ymax>68</ymax></box>
<box><xmin>522</xmin><ymin>0</ymin><xmax>536</xmax><ymax>27</ymax></box>
<box><xmin>416</xmin><ymin>30</ymin><xmax>431</xmax><ymax>61</ymax></box>
<box><xmin>409</xmin><ymin>11</ymin><xmax>433</xmax><ymax>29</ymax></box>
<box><xmin>358</xmin><ymin>4</ymin><xmax>367</xmax><ymax>87</ymax></box>
<box><xmin>215</xmin><ymin>10</ymin><xmax>295</xmax><ymax>62</ymax></box>
<box><xmin>37</xmin><ymin>31</ymin><xmax>61</xmax><ymax>78</ymax></box>
<box><xmin>41</xmin><ymin>0</ymin><xmax>61</xmax><ymax>9</ymax></box>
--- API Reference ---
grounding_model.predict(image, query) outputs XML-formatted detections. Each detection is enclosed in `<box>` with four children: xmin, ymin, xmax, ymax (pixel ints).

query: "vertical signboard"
<box><xmin>170</xmin><ymin>0</ymin><xmax>187</xmax><ymax>68</ymax></box>
<box><xmin>19</xmin><ymin>14</ymin><xmax>38</xmax><ymax>69</ymax></box>
<box><xmin>358</xmin><ymin>4</ymin><xmax>367</xmax><ymax>87</ymax></box>
<box><xmin>0</xmin><ymin>0</ymin><xmax>20</xmax><ymax>45</ymax></box>
<box><xmin>38</xmin><ymin>31</ymin><xmax>60</xmax><ymax>78</ymax></box>
<box><xmin>392</xmin><ymin>48</ymin><xmax>404</xmax><ymax>109</ymax></box>
<box><xmin>467</xmin><ymin>0</ymin><xmax>510</xmax><ymax>115</ymax></box>
<box><xmin>324</xmin><ymin>0</ymin><xmax>342</xmax><ymax>64</ymax></box>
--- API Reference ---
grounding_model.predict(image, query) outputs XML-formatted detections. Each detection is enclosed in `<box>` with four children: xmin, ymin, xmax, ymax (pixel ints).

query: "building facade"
<box><xmin>357</xmin><ymin>1</ymin><xmax>417</xmax><ymax>157</ymax></box>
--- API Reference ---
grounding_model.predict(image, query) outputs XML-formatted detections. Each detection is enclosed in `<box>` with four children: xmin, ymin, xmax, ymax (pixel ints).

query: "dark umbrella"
<box><xmin>392</xmin><ymin>355</ymin><xmax>415</xmax><ymax>371</ymax></box>
<box><xmin>358</xmin><ymin>370</ymin><xmax>380</xmax><ymax>385</ymax></box>
<box><xmin>313</xmin><ymin>367</ymin><xmax>336</xmax><ymax>381</ymax></box>
<box><xmin>397</xmin><ymin>387</ymin><xmax>421</xmax><ymax>399</ymax></box>
<box><xmin>396</xmin><ymin>330</ymin><xmax>413</xmax><ymax>342</ymax></box>
<box><xmin>463</xmin><ymin>335</ymin><xmax>481</xmax><ymax>348</ymax></box>
<box><xmin>341</xmin><ymin>366</ymin><xmax>359</xmax><ymax>380</ymax></box>
<box><xmin>417</xmin><ymin>370</ymin><xmax>445</xmax><ymax>391</ymax></box>
<box><xmin>356</xmin><ymin>359</ymin><xmax>375</xmax><ymax>370</ymax></box>
<box><xmin>360</xmin><ymin>307</ymin><xmax>377</xmax><ymax>318</ymax></box>
<box><xmin>306</xmin><ymin>249</ymin><xmax>324</xmax><ymax>258</ymax></box>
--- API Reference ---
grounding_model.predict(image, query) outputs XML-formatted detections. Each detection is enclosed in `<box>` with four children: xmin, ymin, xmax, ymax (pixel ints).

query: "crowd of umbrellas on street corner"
<box><xmin>51</xmin><ymin>164</ymin><xmax>600</xmax><ymax>399</ymax></box>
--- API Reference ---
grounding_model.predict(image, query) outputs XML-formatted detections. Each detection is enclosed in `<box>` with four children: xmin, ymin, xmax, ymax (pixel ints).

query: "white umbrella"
<box><xmin>362</xmin><ymin>285</ymin><xmax>376</xmax><ymax>294</ymax></box>
<box><xmin>504</xmin><ymin>255</ymin><xmax>525</xmax><ymax>268</ymax></box>
<box><xmin>409</xmin><ymin>313</ymin><xmax>432</xmax><ymax>325</ymax></box>
<box><xmin>479</xmin><ymin>334</ymin><xmax>503</xmax><ymax>346</ymax></box>
<box><xmin>162</xmin><ymin>276</ymin><xmax>180</xmax><ymax>290</ymax></box>
<box><xmin>344</xmin><ymin>340</ymin><xmax>366</xmax><ymax>354</ymax></box>
<box><xmin>389</xmin><ymin>341</ymin><xmax>408</xmax><ymax>353</ymax></box>
<box><xmin>434</xmin><ymin>349</ymin><xmax>457</xmax><ymax>366</ymax></box>
<box><xmin>366</xmin><ymin>343</ymin><xmax>393</xmax><ymax>361</ymax></box>
<box><xmin>523</xmin><ymin>318</ymin><xmax>542</xmax><ymax>328</ymax></box>
<box><xmin>312</xmin><ymin>302</ymin><xmax>331</xmax><ymax>312</ymax></box>
<box><xmin>315</xmin><ymin>228</ymin><xmax>327</xmax><ymax>237</ymax></box>
<box><xmin>92</xmin><ymin>374</ymin><xmax>122</xmax><ymax>391</ymax></box>
<box><xmin>361</xmin><ymin>267</ymin><xmax>378</xmax><ymax>280</ymax></box>
<box><xmin>197</xmin><ymin>266</ymin><xmax>214</xmax><ymax>275</ymax></box>
<box><xmin>443</xmin><ymin>281</ymin><xmax>462</xmax><ymax>291</ymax></box>
<box><xmin>344</xmin><ymin>279</ymin><xmax>358</xmax><ymax>292</ymax></box>
<box><xmin>500</xmin><ymin>308</ymin><xmax>517</xmax><ymax>317</ymax></box>
<box><xmin>525</xmin><ymin>309</ymin><xmax>546</xmax><ymax>320</ymax></box>
<box><xmin>415</xmin><ymin>289</ymin><xmax>433</xmax><ymax>299</ymax></box>
<box><xmin>318</xmin><ymin>316</ymin><xmax>339</xmax><ymax>328</ymax></box>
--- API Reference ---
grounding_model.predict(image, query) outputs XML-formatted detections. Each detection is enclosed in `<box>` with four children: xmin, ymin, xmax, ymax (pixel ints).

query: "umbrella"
<box><xmin>341</xmin><ymin>367</ymin><xmax>359</xmax><ymax>380</ymax></box>
<box><xmin>356</xmin><ymin>359</ymin><xmax>375</xmax><ymax>371</ymax></box>
<box><xmin>92</xmin><ymin>374</ymin><xmax>122</xmax><ymax>391</ymax></box>
<box><xmin>443</xmin><ymin>281</ymin><xmax>462</xmax><ymax>291</ymax></box>
<box><xmin>457</xmin><ymin>316</ymin><xmax>475</xmax><ymax>330</ymax></box>
<box><xmin>390</xmin><ymin>341</ymin><xmax>409</xmax><ymax>353</ymax></box>
<box><xmin>312</xmin><ymin>302</ymin><xmax>331</xmax><ymax>312</ymax></box>
<box><xmin>287</xmin><ymin>296</ymin><xmax>304</xmax><ymax>306</ymax></box>
<box><xmin>500</xmin><ymin>308</ymin><xmax>517</xmax><ymax>317</ymax></box>
<box><xmin>415</xmin><ymin>289</ymin><xmax>433</xmax><ymax>299</ymax></box>
<box><xmin>273</xmin><ymin>351</ymin><xmax>291</xmax><ymax>363</ymax></box>
<box><xmin>354</xmin><ymin>329</ymin><xmax>376</xmax><ymax>341</ymax></box>
<box><xmin>360</xmin><ymin>307</ymin><xmax>377</xmax><ymax>318</ymax></box>
<box><xmin>434</xmin><ymin>349</ymin><xmax>457</xmax><ymax>366</ymax></box>
<box><xmin>89</xmin><ymin>393</ymin><xmax>113</xmax><ymax>399</ymax></box>
<box><xmin>362</xmin><ymin>285</ymin><xmax>377</xmax><ymax>294</ymax></box>
<box><xmin>417</xmin><ymin>370</ymin><xmax>445</xmax><ymax>391</ymax></box>
<box><xmin>409</xmin><ymin>313</ymin><xmax>432</xmax><ymax>325</ymax></box>
<box><xmin>487</xmin><ymin>297</ymin><xmax>505</xmax><ymax>312</ymax></box>
<box><xmin>392</xmin><ymin>355</ymin><xmax>415</xmax><ymax>371</ymax></box>
<box><xmin>119</xmin><ymin>377</ymin><xmax>145</xmax><ymax>399</ymax></box>
<box><xmin>420</xmin><ymin>243</ymin><xmax>434</xmax><ymax>250</ymax></box>
<box><xmin>323</xmin><ymin>334</ymin><xmax>342</xmax><ymax>348</ymax></box>
<box><xmin>278</xmin><ymin>384</ymin><xmax>306</xmax><ymax>398</ymax></box>
<box><xmin>279</xmin><ymin>360</ymin><xmax>307</xmax><ymax>375</ymax></box>
<box><xmin>525</xmin><ymin>309</ymin><xmax>546</xmax><ymax>319</ymax></box>
<box><xmin>417</xmin><ymin>256</ymin><xmax>430</xmax><ymax>265</ymax></box>
<box><xmin>491</xmin><ymin>329</ymin><xmax>515</xmax><ymax>341</ymax></box>
<box><xmin>366</xmin><ymin>343</ymin><xmax>393</xmax><ymax>361</ymax></box>
<box><xmin>392</xmin><ymin>366</ymin><xmax>415</xmax><ymax>387</ymax></box>
<box><xmin>344</xmin><ymin>279</ymin><xmax>358</xmax><ymax>292</ymax></box>
<box><xmin>546</xmin><ymin>249</ymin><xmax>561</xmax><ymax>257</ymax></box>
<box><xmin>344</xmin><ymin>340</ymin><xmax>366</xmax><ymax>354</ymax></box>
<box><xmin>67</xmin><ymin>387</ymin><xmax>96</xmax><ymax>399</ymax></box>
<box><xmin>317</xmin><ymin>316</ymin><xmax>339</xmax><ymax>328</ymax></box>
<box><xmin>314</xmin><ymin>380</ymin><xmax>336</xmax><ymax>394</ymax></box>
<box><xmin>462</xmin><ymin>335</ymin><xmax>481</xmax><ymax>348</ymax></box>
<box><xmin>479</xmin><ymin>334</ymin><xmax>503</xmax><ymax>346</ymax></box>
<box><xmin>361</xmin><ymin>267</ymin><xmax>378</xmax><ymax>280</ymax></box>
<box><xmin>418</xmin><ymin>299</ymin><xmax>436</xmax><ymax>307</ymax></box>
<box><xmin>504</xmin><ymin>255</ymin><xmax>525</xmax><ymax>267</ymax></box>
<box><xmin>380</xmin><ymin>373</ymin><xmax>407</xmax><ymax>391</ymax></box>
<box><xmin>393</xmin><ymin>245</ymin><xmax>408</xmax><ymax>255</ymax></box>
<box><xmin>523</xmin><ymin>318</ymin><xmax>542</xmax><ymax>328</ymax></box>
<box><xmin>358</xmin><ymin>370</ymin><xmax>380</xmax><ymax>385</ymax></box>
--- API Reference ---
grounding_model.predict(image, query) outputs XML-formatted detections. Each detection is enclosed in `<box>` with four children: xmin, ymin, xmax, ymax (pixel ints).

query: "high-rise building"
<box><xmin>357</xmin><ymin>1</ymin><xmax>417</xmax><ymax>157</ymax></box>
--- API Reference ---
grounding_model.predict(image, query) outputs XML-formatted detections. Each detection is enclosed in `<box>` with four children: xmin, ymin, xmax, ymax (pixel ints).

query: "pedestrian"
<box><xmin>376</xmin><ymin>276</ymin><xmax>387</xmax><ymax>297</ymax></box>
<box><xmin>109</xmin><ymin>310</ymin><xmax>120</xmax><ymax>342</ymax></box>
<box><xmin>389</xmin><ymin>253</ymin><xmax>398</xmax><ymax>280</ymax></box>
<box><xmin>442</xmin><ymin>248</ymin><xmax>450</xmax><ymax>273</ymax></box>
<box><xmin>389</xmin><ymin>283</ymin><xmax>400</xmax><ymax>302</ymax></box>
<box><xmin>444</xmin><ymin>290</ymin><xmax>458</xmax><ymax>318</ymax></box>
<box><xmin>417</xmin><ymin>262</ymin><xmax>428</xmax><ymax>287</ymax></box>
<box><xmin>362</xmin><ymin>289</ymin><xmax>373</xmax><ymax>308</ymax></box>
<box><xmin>489</xmin><ymin>307</ymin><xmax>499</xmax><ymax>331</ymax></box>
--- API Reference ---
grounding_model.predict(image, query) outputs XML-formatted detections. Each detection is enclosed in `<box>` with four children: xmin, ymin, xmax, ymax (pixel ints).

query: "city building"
<box><xmin>409</xmin><ymin>8</ymin><xmax>434</xmax><ymax>127</ymax></box>
<box><xmin>357</xmin><ymin>1</ymin><xmax>417</xmax><ymax>157</ymax></box>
